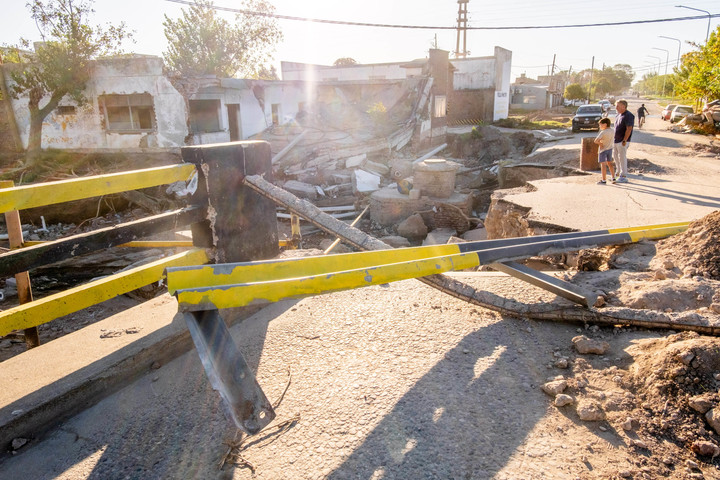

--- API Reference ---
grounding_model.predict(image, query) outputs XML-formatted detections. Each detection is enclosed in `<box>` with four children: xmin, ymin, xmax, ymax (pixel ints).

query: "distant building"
<box><xmin>510</xmin><ymin>73</ymin><xmax>565</xmax><ymax>110</ymax></box>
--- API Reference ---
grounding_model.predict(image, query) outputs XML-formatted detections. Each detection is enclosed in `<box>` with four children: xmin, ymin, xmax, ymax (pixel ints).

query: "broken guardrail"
<box><xmin>165</xmin><ymin>222</ymin><xmax>687</xmax><ymax>434</ymax></box>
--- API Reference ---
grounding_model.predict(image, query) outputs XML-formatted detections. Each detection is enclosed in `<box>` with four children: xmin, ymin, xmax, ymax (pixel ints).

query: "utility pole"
<box><xmin>546</xmin><ymin>54</ymin><xmax>556</xmax><ymax>109</ymax></box>
<box><xmin>587</xmin><ymin>56</ymin><xmax>595</xmax><ymax>104</ymax></box>
<box><xmin>455</xmin><ymin>0</ymin><xmax>469</xmax><ymax>58</ymax></box>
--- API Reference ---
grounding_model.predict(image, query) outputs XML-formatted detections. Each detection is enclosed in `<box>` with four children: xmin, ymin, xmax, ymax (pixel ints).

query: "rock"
<box><xmin>576</xmin><ymin>399</ymin><xmax>605</xmax><ymax>421</ymax></box>
<box><xmin>678</xmin><ymin>351</ymin><xmax>695</xmax><ymax>366</ymax></box>
<box><xmin>542</xmin><ymin>379</ymin><xmax>568</xmax><ymax>396</ymax></box>
<box><xmin>654</xmin><ymin>270</ymin><xmax>666</xmax><ymax>280</ymax></box>
<box><xmin>689</xmin><ymin>393</ymin><xmax>716</xmax><ymax>414</ymax></box>
<box><xmin>593</xmin><ymin>296</ymin><xmax>606</xmax><ymax>308</ymax></box>
<box><xmin>11</xmin><ymin>438</ymin><xmax>27</xmax><ymax>450</ymax></box>
<box><xmin>663</xmin><ymin>259</ymin><xmax>675</xmax><ymax>269</ymax></box>
<box><xmin>622</xmin><ymin>417</ymin><xmax>639</xmax><ymax>431</ymax></box>
<box><xmin>619</xmin><ymin>470</ymin><xmax>633</xmax><ymax>478</ymax></box>
<box><xmin>705</xmin><ymin>407</ymin><xmax>720</xmax><ymax>435</ymax></box>
<box><xmin>378</xmin><ymin>236</ymin><xmax>411</xmax><ymax>248</ymax></box>
<box><xmin>711</xmin><ymin>303</ymin><xmax>720</xmax><ymax>314</ymax></box>
<box><xmin>554</xmin><ymin>358</ymin><xmax>569</xmax><ymax>369</ymax></box>
<box><xmin>572</xmin><ymin>335</ymin><xmax>610</xmax><ymax>355</ymax></box>
<box><xmin>554</xmin><ymin>394</ymin><xmax>574</xmax><ymax>407</ymax></box>
<box><xmin>632</xmin><ymin>439</ymin><xmax>648</xmax><ymax>449</ymax></box>
<box><xmin>691</xmin><ymin>440</ymin><xmax>720</xmax><ymax>458</ymax></box>
<box><xmin>397</xmin><ymin>214</ymin><xmax>428</xmax><ymax>240</ymax></box>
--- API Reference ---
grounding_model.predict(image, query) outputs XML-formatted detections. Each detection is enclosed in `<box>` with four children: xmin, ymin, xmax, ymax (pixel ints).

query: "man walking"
<box><xmin>613</xmin><ymin>100</ymin><xmax>634</xmax><ymax>183</ymax></box>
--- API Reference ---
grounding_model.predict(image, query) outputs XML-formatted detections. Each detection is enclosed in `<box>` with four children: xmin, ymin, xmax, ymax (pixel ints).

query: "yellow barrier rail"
<box><xmin>0</xmin><ymin>163</ymin><xmax>196</xmax><ymax>214</ymax></box>
<box><xmin>0</xmin><ymin>248</ymin><xmax>209</xmax><ymax>337</ymax></box>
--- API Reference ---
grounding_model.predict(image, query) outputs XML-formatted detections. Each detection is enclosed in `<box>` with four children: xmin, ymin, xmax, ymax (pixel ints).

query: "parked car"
<box><xmin>661</xmin><ymin>104</ymin><xmax>677</xmax><ymax>121</ymax></box>
<box><xmin>670</xmin><ymin>105</ymin><xmax>694</xmax><ymax>123</ymax></box>
<box><xmin>571</xmin><ymin>104</ymin><xmax>604</xmax><ymax>132</ymax></box>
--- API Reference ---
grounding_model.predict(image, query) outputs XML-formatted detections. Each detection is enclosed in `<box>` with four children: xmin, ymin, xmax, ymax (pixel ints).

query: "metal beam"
<box><xmin>169</xmin><ymin>225</ymin><xmax>684</xmax><ymax>312</ymax></box>
<box><xmin>0</xmin><ymin>163</ymin><xmax>196</xmax><ymax>213</ymax></box>
<box><xmin>0</xmin><ymin>207</ymin><xmax>205</xmax><ymax>276</ymax></box>
<box><xmin>185</xmin><ymin>309</ymin><xmax>275</xmax><ymax>434</ymax></box>
<box><xmin>490</xmin><ymin>261</ymin><xmax>595</xmax><ymax>307</ymax></box>
<box><xmin>0</xmin><ymin>248</ymin><xmax>209</xmax><ymax>336</ymax></box>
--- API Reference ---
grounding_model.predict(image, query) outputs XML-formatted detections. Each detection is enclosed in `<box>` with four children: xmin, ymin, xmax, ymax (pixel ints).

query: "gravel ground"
<box><xmin>2</xmin><ymin>271</ymin><xmax>701</xmax><ymax>480</ymax></box>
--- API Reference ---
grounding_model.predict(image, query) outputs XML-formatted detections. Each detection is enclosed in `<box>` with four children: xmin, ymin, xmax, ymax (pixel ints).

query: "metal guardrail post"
<box><xmin>177</xmin><ymin>141</ymin><xmax>281</xmax><ymax>434</ymax></box>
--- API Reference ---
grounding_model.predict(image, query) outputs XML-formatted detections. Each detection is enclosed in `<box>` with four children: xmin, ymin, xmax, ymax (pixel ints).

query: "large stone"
<box><xmin>554</xmin><ymin>394</ymin><xmax>574</xmax><ymax>407</ymax></box>
<box><xmin>542</xmin><ymin>379</ymin><xmax>568</xmax><ymax>396</ymax></box>
<box><xmin>689</xmin><ymin>393</ymin><xmax>716</xmax><ymax>414</ymax></box>
<box><xmin>461</xmin><ymin>227</ymin><xmax>487</xmax><ymax>242</ymax></box>
<box><xmin>576</xmin><ymin>399</ymin><xmax>605</xmax><ymax>421</ymax></box>
<box><xmin>572</xmin><ymin>335</ymin><xmax>610</xmax><ymax>355</ymax></box>
<box><xmin>397</xmin><ymin>214</ymin><xmax>428</xmax><ymax>241</ymax></box>
<box><xmin>705</xmin><ymin>407</ymin><xmax>720</xmax><ymax>435</ymax></box>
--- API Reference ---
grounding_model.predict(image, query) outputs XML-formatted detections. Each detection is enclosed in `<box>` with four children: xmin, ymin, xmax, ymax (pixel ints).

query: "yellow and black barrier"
<box><xmin>167</xmin><ymin>222</ymin><xmax>688</xmax><ymax>312</ymax></box>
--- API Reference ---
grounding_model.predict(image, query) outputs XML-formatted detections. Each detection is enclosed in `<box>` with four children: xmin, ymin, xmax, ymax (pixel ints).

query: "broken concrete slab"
<box><xmin>369</xmin><ymin>188</ymin><xmax>473</xmax><ymax>226</ymax></box>
<box><xmin>345</xmin><ymin>154</ymin><xmax>367</xmax><ymax>169</ymax></box>
<box><xmin>422</xmin><ymin>228</ymin><xmax>457</xmax><ymax>246</ymax></box>
<box><xmin>283</xmin><ymin>180</ymin><xmax>319</xmax><ymax>200</ymax></box>
<box><xmin>352</xmin><ymin>169</ymin><xmax>381</xmax><ymax>194</ymax></box>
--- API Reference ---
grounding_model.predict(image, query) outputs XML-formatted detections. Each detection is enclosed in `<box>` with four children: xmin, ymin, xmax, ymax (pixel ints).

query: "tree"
<box><xmin>675</xmin><ymin>26</ymin><xmax>720</xmax><ymax>101</ymax></box>
<box><xmin>564</xmin><ymin>83</ymin><xmax>586</xmax><ymax>101</ymax></box>
<box><xmin>163</xmin><ymin>0</ymin><xmax>282</xmax><ymax>78</ymax></box>
<box><xmin>333</xmin><ymin>58</ymin><xmax>357</xmax><ymax>67</ymax></box>
<box><xmin>8</xmin><ymin>0</ymin><xmax>130</xmax><ymax>164</ymax></box>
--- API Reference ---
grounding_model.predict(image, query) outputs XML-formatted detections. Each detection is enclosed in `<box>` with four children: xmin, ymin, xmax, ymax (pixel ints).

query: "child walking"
<box><xmin>594</xmin><ymin>117</ymin><xmax>616</xmax><ymax>184</ymax></box>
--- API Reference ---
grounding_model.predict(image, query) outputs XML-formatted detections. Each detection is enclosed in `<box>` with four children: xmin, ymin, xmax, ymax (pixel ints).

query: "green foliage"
<box><xmin>7</xmin><ymin>0</ymin><xmax>130</xmax><ymax>162</ymax></box>
<box><xmin>675</xmin><ymin>26</ymin><xmax>720</xmax><ymax>101</ymax></box>
<box><xmin>333</xmin><ymin>58</ymin><xmax>357</xmax><ymax>67</ymax></box>
<box><xmin>564</xmin><ymin>83</ymin><xmax>586</xmax><ymax>100</ymax></box>
<box><xmin>492</xmin><ymin>117</ymin><xmax>567</xmax><ymax>130</ymax></box>
<box><xmin>163</xmin><ymin>0</ymin><xmax>282</xmax><ymax>78</ymax></box>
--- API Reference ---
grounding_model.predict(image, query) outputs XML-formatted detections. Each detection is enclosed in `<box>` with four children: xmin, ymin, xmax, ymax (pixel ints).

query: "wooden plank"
<box><xmin>0</xmin><ymin>163</ymin><xmax>196</xmax><ymax>214</ymax></box>
<box><xmin>0</xmin><ymin>207</ymin><xmax>205</xmax><ymax>276</ymax></box>
<box><xmin>1</xmin><ymin>180</ymin><xmax>39</xmax><ymax>347</ymax></box>
<box><xmin>0</xmin><ymin>248</ymin><xmax>209</xmax><ymax>337</ymax></box>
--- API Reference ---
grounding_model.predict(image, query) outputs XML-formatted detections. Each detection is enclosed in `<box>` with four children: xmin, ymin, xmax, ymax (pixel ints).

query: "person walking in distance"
<box><xmin>637</xmin><ymin>103</ymin><xmax>649</xmax><ymax>128</ymax></box>
<box><xmin>594</xmin><ymin>117</ymin><xmax>616</xmax><ymax>184</ymax></box>
<box><xmin>613</xmin><ymin>99</ymin><xmax>634</xmax><ymax>183</ymax></box>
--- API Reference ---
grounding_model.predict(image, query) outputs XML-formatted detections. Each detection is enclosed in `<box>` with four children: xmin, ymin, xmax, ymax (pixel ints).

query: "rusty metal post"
<box><xmin>181</xmin><ymin>141</ymin><xmax>279</xmax><ymax>262</ymax></box>
<box><xmin>0</xmin><ymin>180</ymin><xmax>39</xmax><ymax>348</ymax></box>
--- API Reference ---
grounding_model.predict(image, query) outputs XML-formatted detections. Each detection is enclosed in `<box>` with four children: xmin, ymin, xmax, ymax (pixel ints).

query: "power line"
<box><xmin>164</xmin><ymin>0</ymin><xmax>718</xmax><ymax>31</ymax></box>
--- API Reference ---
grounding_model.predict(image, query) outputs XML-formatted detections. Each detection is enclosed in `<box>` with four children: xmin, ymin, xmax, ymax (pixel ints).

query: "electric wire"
<box><xmin>164</xmin><ymin>0</ymin><xmax>718</xmax><ymax>31</ymax></box>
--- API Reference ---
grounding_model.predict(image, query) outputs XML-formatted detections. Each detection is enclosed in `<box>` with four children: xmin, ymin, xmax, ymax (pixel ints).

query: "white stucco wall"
<box><xmin>9</xmin><ymin>55</ymin><xmax>188</xmax><ymax>150</ymax></box>
<box><xmin>451</xmin><ymin>57</ymin><xmax>496</xmax><ymax>90</ymax></box>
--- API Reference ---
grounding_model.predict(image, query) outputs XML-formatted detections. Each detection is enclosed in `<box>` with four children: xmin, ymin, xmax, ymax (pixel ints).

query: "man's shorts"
<box><xmin>599</xmin><ymin>149</ymin><xmax>612</xmax><ymax>163</ymax></box>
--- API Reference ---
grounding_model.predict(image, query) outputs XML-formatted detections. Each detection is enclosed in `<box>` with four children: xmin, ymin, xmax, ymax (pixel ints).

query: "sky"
<box><xmin>1</xmin><ymin>0</ymin><xmax>718</xmax><ymax>83</ymax></box>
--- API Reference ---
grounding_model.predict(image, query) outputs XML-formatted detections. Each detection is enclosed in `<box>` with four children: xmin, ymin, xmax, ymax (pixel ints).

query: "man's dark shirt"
<box><xmin>615</xmin><ymin>110</ymin><xmax>635</xmax><ymax>143</ymax></box>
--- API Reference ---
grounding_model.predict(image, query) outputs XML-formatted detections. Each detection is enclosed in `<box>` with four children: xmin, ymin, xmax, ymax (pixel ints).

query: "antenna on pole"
<box><xmin>455</xmin><ymin>0</ymin><xmax>469</xmax><ymax>58</ymax></box>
